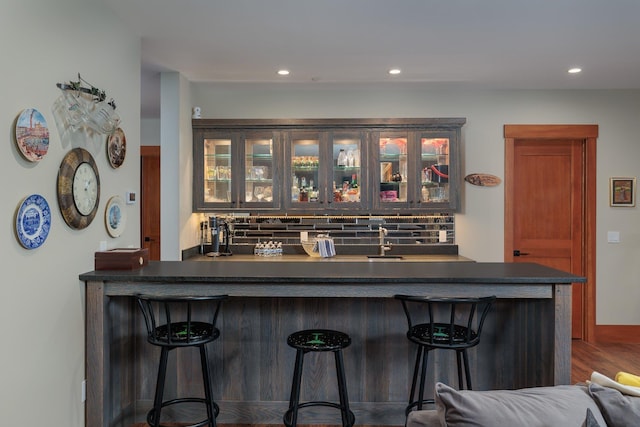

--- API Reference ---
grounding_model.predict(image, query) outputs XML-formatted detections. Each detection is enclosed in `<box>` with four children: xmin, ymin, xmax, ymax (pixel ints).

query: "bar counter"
<box><xmin>81</xmin><ymin>258</ymin><xmax>584</xmax><ymax>426</ymax></box>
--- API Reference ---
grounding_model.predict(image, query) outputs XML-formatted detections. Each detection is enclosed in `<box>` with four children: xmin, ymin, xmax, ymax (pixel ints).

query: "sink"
<box><xmin>366</xmin><ymin>255</ymin><xmax>404</xmax><ymax>260</ymax></box>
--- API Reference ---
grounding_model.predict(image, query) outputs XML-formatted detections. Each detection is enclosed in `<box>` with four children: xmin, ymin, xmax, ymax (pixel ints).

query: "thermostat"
<box><xmin>125</xmin><ymin>191</ymin><xmax>137</xmax><ymax>204</ymax></box>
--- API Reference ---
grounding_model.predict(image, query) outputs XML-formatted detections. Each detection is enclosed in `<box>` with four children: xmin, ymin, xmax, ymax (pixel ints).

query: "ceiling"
<box><xmin>101</xmin><ymin>0</ymin><xmax>640</xmax><ymax>119</ymax></box>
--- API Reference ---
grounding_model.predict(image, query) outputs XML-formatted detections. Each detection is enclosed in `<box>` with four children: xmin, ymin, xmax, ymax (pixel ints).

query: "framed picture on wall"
<box><xmin>610</xmin><ymin>177</ymin><xmax>636</xmax><ymax>207</ymax></box>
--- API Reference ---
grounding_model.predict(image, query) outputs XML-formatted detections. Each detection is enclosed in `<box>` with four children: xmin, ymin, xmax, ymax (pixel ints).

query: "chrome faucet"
<box><xmin>378</xmin><ymin>227</ymin><xmax>391</xmax><ymax>256</ymax></box>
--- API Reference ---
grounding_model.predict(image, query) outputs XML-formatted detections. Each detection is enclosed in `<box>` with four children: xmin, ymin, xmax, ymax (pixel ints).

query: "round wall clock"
<box><xmin>57</xmin><ymin>148</ymin><xmax>100</xmax><ymax>229</ymax></box>
<box><xmin>105</xmin><ymin>195</ymin><xmax>126</xmax><ymax>237</ymax></box>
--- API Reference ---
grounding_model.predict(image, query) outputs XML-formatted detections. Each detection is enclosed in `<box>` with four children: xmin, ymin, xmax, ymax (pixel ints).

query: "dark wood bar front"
<box><xmin>81</xmin><ymin>260</ymin><xmax>584</xmax><ymax>426</ymax></box>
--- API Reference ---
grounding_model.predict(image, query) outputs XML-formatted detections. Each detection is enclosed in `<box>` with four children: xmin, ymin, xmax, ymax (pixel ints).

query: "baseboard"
<box><xmin>594</xmin><ymin>325</ymin><xmax>640</xmax><ymax>343</ymax></box>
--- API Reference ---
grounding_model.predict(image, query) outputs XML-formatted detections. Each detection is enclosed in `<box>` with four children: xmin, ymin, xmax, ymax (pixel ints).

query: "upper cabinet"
<box><xmin>193</xmin><ymin>118</ymin><xmax>465</xmax><ymax>213</ymax></box>
<box><xmin>371</xmin><ymin>127</ymin><xmax>460</xmax><ymax>212</ymax></box>
<box><xmin>283</xmin><ymin>129</ymin><xmax>367</xmax><ymax>211</ymax></box>
<box><xmin>193</xmin><ymin>127</ymin><xmax>281</xmax><ymax>211</ymax></box>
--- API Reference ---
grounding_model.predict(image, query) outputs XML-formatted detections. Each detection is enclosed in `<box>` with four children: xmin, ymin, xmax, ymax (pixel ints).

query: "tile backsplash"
<box><xmin>230</xmin><ymin>213</ymin><xmax>453</xmax><ymax>244</ymax></box>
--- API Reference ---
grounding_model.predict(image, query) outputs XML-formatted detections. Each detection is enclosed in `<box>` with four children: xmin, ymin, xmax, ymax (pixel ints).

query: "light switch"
<box><xmin>607</xmin><ymin>231</ymin><xmax>620</xmax><ymax>243</ymax></box>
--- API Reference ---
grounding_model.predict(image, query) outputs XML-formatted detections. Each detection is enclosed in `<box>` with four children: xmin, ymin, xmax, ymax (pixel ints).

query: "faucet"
<box><xmin>378</xmin><ymin>227</ymin><xmax>391</xmax><ymax>256</ymax></box>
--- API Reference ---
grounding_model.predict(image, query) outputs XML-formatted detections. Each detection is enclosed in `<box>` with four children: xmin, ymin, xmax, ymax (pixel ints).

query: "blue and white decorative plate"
<box><xmin>105</xmin><ymin>195</ymin><xmax>126</xmax><ymax>237</ymax></box>
<box><xmin>16</xmin><ymin>194</ymin><xmax>51</xmax><ymax>249</ymax></box>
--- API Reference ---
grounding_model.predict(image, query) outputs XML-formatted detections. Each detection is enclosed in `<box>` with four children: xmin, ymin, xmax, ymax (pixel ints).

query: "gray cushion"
<box><xmin>406</xmin><ymin>409</ymin><xmax>441</xmax><ymax>427</ymax></box>
<box><xmin>434</xmin><ymin>382</ymin><xmax>607</xmax><ymax>427</ymax></box>
<box><xmin>589</xmin><ymin>382</ymin><xmax>640</xmax><ymax>427</ymax></box>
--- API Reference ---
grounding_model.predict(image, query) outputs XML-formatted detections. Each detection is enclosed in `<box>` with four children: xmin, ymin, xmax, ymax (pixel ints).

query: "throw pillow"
<box><xmin>588</xmin><ymin>382</ymin><xmax>640</xmax><ymax>427</ymax></box>
<box><xmin>584</xmin><ymin>408</ymin><xmax>602</xmax><ymax>427</ymax></box>
<box><xmin>435</xmin><ymin>382</ymin><xmax>607</xmax><ymax>427</ymax></box>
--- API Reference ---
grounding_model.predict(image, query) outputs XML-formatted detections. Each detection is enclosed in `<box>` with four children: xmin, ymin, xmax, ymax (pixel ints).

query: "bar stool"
<box><xmin>284</xmin><ymin>329</ymin><xmax>355</xmax><ymax>427</ymax></box>
<box><xmin>394</xmin><ymin>295</ymin><xmax>495</xmax><ymax>414</ymax></box>
<box><xmin>137</xmin><ymin>294</ymin><xmax>228</xmax><ymax>427</ymax></box>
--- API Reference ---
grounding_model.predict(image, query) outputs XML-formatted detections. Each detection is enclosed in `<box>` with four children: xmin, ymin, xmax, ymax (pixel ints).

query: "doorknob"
<box><xmin>144</xmin><ymin>236</ymin><xmax>153</xmax><ymax>242</ymax></box>
<box><xmin>513</xmin><ymin>250</ymin><xmax>529</xmax><ymax>256</ymax></box>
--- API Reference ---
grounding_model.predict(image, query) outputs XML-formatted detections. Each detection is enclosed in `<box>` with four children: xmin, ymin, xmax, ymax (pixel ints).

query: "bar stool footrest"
<box><xmin>283</xmin><ymin>400</ymin><xmax>355</xmax><ymax>427</ymax></box>
<box><xmin>146</xmin><ymin>397</ymin><xmax>220</xmax><ymax>427</ymax></box>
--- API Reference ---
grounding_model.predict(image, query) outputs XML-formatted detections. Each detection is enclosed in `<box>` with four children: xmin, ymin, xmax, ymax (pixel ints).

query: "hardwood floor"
<box><xmin>571</xmin><ymin>339</ymin><xmax>640</xmax><ymax>384</ymax></box>
<box><xmin>131</xmin><ymin>340</ymin><xmax>640</xmax><ymax>427</ymax></box>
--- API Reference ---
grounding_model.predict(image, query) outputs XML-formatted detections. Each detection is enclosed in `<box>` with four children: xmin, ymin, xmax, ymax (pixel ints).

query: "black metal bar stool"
<box><xmin>137</xmin><ymin>294</ymin><xmax>228</xmax><ymax>427</ymax></box>
<box><xmin>284</xmin><ymin>329</ymin><xmax>355</xmax><ymax>427</ymax></box>
<box><xmin>394</xmin><ymin>295</ymin><xmax>495</xmax><ymax>415</ymax></box>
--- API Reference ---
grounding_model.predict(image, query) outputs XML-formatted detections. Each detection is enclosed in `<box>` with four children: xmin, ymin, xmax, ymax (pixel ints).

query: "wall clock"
<box><xmin>57</xmin><ymin>148</ymin><xmax>100</xmax><ymax>229</ymax></box>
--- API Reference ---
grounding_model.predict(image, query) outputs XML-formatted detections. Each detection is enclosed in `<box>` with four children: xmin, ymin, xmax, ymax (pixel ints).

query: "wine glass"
<box><xmin>254</xmin><ymin>186</ymin><xmax>264</xmax><ymax>202</ymax></box>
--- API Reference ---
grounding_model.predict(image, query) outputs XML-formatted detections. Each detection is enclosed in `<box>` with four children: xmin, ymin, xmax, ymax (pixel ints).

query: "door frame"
<box><xmin>504</xmin><ymin>124</ymin><xmax>597</xmax><ymax>342</ymax></box>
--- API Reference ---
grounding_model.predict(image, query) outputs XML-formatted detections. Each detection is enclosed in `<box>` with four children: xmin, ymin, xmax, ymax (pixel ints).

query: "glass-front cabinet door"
<box><xmin>329</xmin><ymin>131</ymin><xmax>365</xmax><ymax>210</ymax></box>
<box><xmin>286</xmin><ymin>131</ymin><xmax>322</xmax><ymax>209</ymax></box>
<box><xmin>374</xmin><ymin>131</ymin><xmax>412</xmax><ymax>210</ymax></box>
<box><xmin>202</xmin><ymin>136</ymin><xmax>234</xmax><ymax>206</ymax></box>
<box><xmin>420</xmin><ymin>136</ymin><xmax>450</xmax><ymax>205</ymax></box>
<box><xmin>242</xmin><ymin>132</ymin><xmax>279</xmax><ymax>209</ymax></box>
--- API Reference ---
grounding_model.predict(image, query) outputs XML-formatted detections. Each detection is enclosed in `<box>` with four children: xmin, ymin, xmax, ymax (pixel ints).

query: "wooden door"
<box><xmin>141</xmin><ymin>146</ymin><xmax>160</xmax><ymax>260</ymax></box>
<box><xmin>505</xmin><ymin>125</ymin><xmax>597</xmax><ymax>341</ymax></box>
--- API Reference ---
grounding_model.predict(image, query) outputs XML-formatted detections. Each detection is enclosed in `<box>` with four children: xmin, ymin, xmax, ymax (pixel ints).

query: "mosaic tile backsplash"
<box><xmin>200</xmin><ymin>213</ymin><xmax>456</xmax><ymax>255</ymax></box>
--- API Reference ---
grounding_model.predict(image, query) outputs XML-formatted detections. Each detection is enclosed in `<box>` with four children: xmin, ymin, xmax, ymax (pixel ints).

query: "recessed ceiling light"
<box><xmin>388</xmin><ymin>68</ymin><xmax>401</xmax><ymax>75</ymax></box>
<box><xmin>277</xmin><ymin>69</ymin><xmax>290</xmax><ymax>76</ymax></box>
<box><xmin>568</xmin><ymin>67</ymin><xmax>582</xmax><ymax>74</ymax></box>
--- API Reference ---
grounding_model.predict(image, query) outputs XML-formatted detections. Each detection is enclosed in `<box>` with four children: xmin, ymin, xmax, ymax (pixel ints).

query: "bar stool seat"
<box><xmin>395</xmin><ymin>295</ymin><xmax>495</xmax><ymax>415</ymax></box>
<box><xmin>137</xmin><ymin>294</ymin><xmax>228</xmax><ymax>427</ymax></box>
<box><xmin>284</xmin><ymin>329</ymin><xmax>355</xmax><ymax>427</ymax></box>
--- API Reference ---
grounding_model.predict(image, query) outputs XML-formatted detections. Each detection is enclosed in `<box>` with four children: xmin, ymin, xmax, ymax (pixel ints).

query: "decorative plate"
<box><xmin>105</xmin><ymin>195</ymin><xmax>126</xmax><ymax>237</ymax></box>
<box><xmin>15</xmin><ymin>194</ymin><xmax>51</xmax><ymax>249</ymax></box>
<box><xmin>15</xmin><ymin>108</ymin><xmax>49</xmax><ymax>162</ymax></box>
<box><xmin>107</xmin><ymin>127</ymin><xmax>126</xmax><ymax>168</ymax></box>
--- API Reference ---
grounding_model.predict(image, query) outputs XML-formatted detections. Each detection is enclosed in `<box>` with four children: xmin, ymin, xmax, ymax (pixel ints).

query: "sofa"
<box><xmin>406</xmin><ymin>380</ymin><xmax>640</xmax><ymax>427</ymax></box>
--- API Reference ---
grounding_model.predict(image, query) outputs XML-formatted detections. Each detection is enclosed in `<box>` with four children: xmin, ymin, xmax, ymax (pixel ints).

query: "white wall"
<box><xmin>188</xmin><ymin>83</ymin><xmax>640</xmax><ymax>325</ymax></box>
<box><xmin>0</xmin><ymin>1</ymin><xmax>140</xmax><ymax>425</ymax></box>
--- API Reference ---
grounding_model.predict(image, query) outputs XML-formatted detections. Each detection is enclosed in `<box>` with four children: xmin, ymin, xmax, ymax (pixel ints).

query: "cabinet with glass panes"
<box><xmin>192</xmin><ymin>126</ymin><xmax>281</xmax><ymax>211</ymax></box>
<box><xmin>193</xmin><ymin>118</ymin><xmax>464</xmax><ymax>213</ymax></box>
<box><xmin>371</xmin><ymin>125</ymin><xmax>461</xmax><ymax>211</ymax></box>
<box><xmin>283</xmin><ymin>129</ymin><xmax>366</xmax><ymax>212</ymax></box>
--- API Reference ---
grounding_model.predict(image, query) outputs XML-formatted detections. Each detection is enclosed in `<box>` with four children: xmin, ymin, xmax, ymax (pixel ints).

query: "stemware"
<box><xmin>254</xmin><ymin>186</ymin><xmax>264</xmax><ymax>202</ymax></box>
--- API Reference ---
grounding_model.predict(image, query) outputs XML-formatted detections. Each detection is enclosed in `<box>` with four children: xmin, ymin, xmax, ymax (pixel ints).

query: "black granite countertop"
<box><xmin>80</xmin><ymin>260</ymin><xmax>585</xmax><ymax>285</ymax></box>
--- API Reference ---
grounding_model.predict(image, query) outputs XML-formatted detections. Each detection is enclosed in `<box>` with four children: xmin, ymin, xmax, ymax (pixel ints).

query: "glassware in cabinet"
<box><xmin>203</xmin><ymin>138</ymin><xmax>232</xmax><ymax>203</ymax></box>
<box><xmin>244</xmin><ymin>137</ymin><xmax>275</xmax><ymax>205</ymax></box>
<box><xmin>290</xmin><ymin>135</ymin><xmax>321</xmax><ymax>205</ymax></box>
<box><xmin>331</xmin><ymin>134</ymin><xmax>363</xmax><ymax>206</ymax></box>
<box><xmin>420</xmin><ymin>137</ymin><xmax>450</xmax><ymax>203</ymax></box>
<box><xmin>378</xmin><ymin>135</ymin><xmax>409</xmax><ymax>205</ymax></box>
